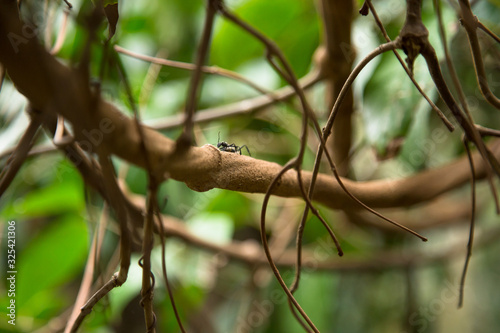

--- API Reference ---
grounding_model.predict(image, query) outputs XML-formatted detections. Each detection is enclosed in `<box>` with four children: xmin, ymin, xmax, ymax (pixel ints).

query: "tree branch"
<box><xmin>114</xmin><ymin>44</ymin><xmax>277</xmax><ymax>98</ymax></box>
<box><xmin>318</xmin><ymin>0</ymin><xmax>355</xmax><ymax>176</ymax></box>
<box><xmin>156</xmin><ymin>209</ymin><xmax>500</xmax><ymax>271</ymax></box>
<box><xmin>0</xmin><ymin>111</ymin><xmax>42</xmax><ymax>198</ymax></box>
<box><xmin>1</xmin><ymin>2</ymin><xmax>498</xmax><ymax>214</ymax></box>
<box><xmin>178</xmin><ymin>0</ymin><xmax>219</xmax><ymax>147</ymax></box>
<box><xmin>146</xmin><ymin>68</ymin><xmax>322</xmax><ymax>130</ymax></box>
<box><xmin>458</xmin><ymin>0</ymin><xmax>500</xmax><ymax>109</ymax></box>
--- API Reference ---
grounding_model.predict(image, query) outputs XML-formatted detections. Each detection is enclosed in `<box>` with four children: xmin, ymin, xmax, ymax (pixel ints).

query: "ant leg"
<box><xmin>240</xmin><ymin>145</ymin><xmax>251</xmax><ymax>156</ymax></box>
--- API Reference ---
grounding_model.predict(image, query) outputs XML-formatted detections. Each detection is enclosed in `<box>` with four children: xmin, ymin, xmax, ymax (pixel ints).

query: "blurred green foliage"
<box><xmin>0</xmin><ymin>0</ymin><xmax>500</xmax><ymax>332</ymax></box>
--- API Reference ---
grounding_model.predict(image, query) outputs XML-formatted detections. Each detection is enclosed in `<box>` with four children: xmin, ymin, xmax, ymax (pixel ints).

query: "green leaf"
<box><xmin>398</xmin><ymin>93</ymin><xmax>434</xmax><ymax>171</ymax></box>
<box><xmin>187</xmin><ymin>212</ymin><xmax>234</xmax><ymax>244</ymax></box>
<box><xmin>203</xmin><ymin>191</ymin><xmax>251</xmax><ymax>227</ymax></box>
<box><xmin>212</xmin><ymin>0</ymin><xmax>318</xmax><ymax>74</ymax></box>
<box><xmin>362</xmin><ymin>51</ymin><xmax>434</xmax><ymax>154</ymax></box>
<box><xmin>1</xmin><ymin>177</ymin><xmax>84</xmax><ymax>219</ymax></box>
<box><xmin>16</xmin><ymin>215</ymin><xmax>88</xmax><ymax>316</ymax></box>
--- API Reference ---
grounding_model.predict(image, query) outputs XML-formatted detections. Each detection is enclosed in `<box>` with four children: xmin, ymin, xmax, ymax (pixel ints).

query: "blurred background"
<box><xmin>1</xmin><ymin>0</ymin><xmax>500</xmax><ymax>332</ymax></box>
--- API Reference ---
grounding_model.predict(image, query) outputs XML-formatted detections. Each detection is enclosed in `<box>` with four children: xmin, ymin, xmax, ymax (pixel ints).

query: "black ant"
<box><xmin>217</xmin><ymin>132</ymin><xmax>251</xmax><ymax>156</ymax></box>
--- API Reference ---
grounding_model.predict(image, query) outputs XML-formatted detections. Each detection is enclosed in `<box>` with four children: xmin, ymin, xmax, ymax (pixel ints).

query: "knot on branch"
<box><xmin>209</xmin><ymin>0</ymin><xmax>225</xmax><ymax>12</ymax></box>
<box><xmin>399</xmin><ymin>20</ymin><xmax>429</xmax><ymax>75</ymax></box>
<box><xmin>184</xmin><ymin>144</ymin><xmax>221</xmax><ymax>192</ymax></box>
<box><xmin>399</xmin><ymin>0</ymin><xmax>429</xmax><ymax>74</ymax></box>
<box><xmin>114</xmin><ymin>270</ymin><xmax>127</xmax><ymax>286</ymax></box>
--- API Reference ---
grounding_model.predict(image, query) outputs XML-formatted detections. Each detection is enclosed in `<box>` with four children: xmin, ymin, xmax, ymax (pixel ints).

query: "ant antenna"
<box><xmin>217</xmin><ymin>131</ymin><xmax>221</xmax><ymax>144</ymax></box>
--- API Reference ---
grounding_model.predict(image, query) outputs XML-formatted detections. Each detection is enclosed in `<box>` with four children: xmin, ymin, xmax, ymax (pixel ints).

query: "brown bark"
<box><xmin>318</xmin><ymin>0</ymin><xmax>355</xmax><ymax>176</ymax></box>
<box><xmin>0</xmin><ymin>2</ymin><xmax>496</xmax><ymax>213</ymax></box>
